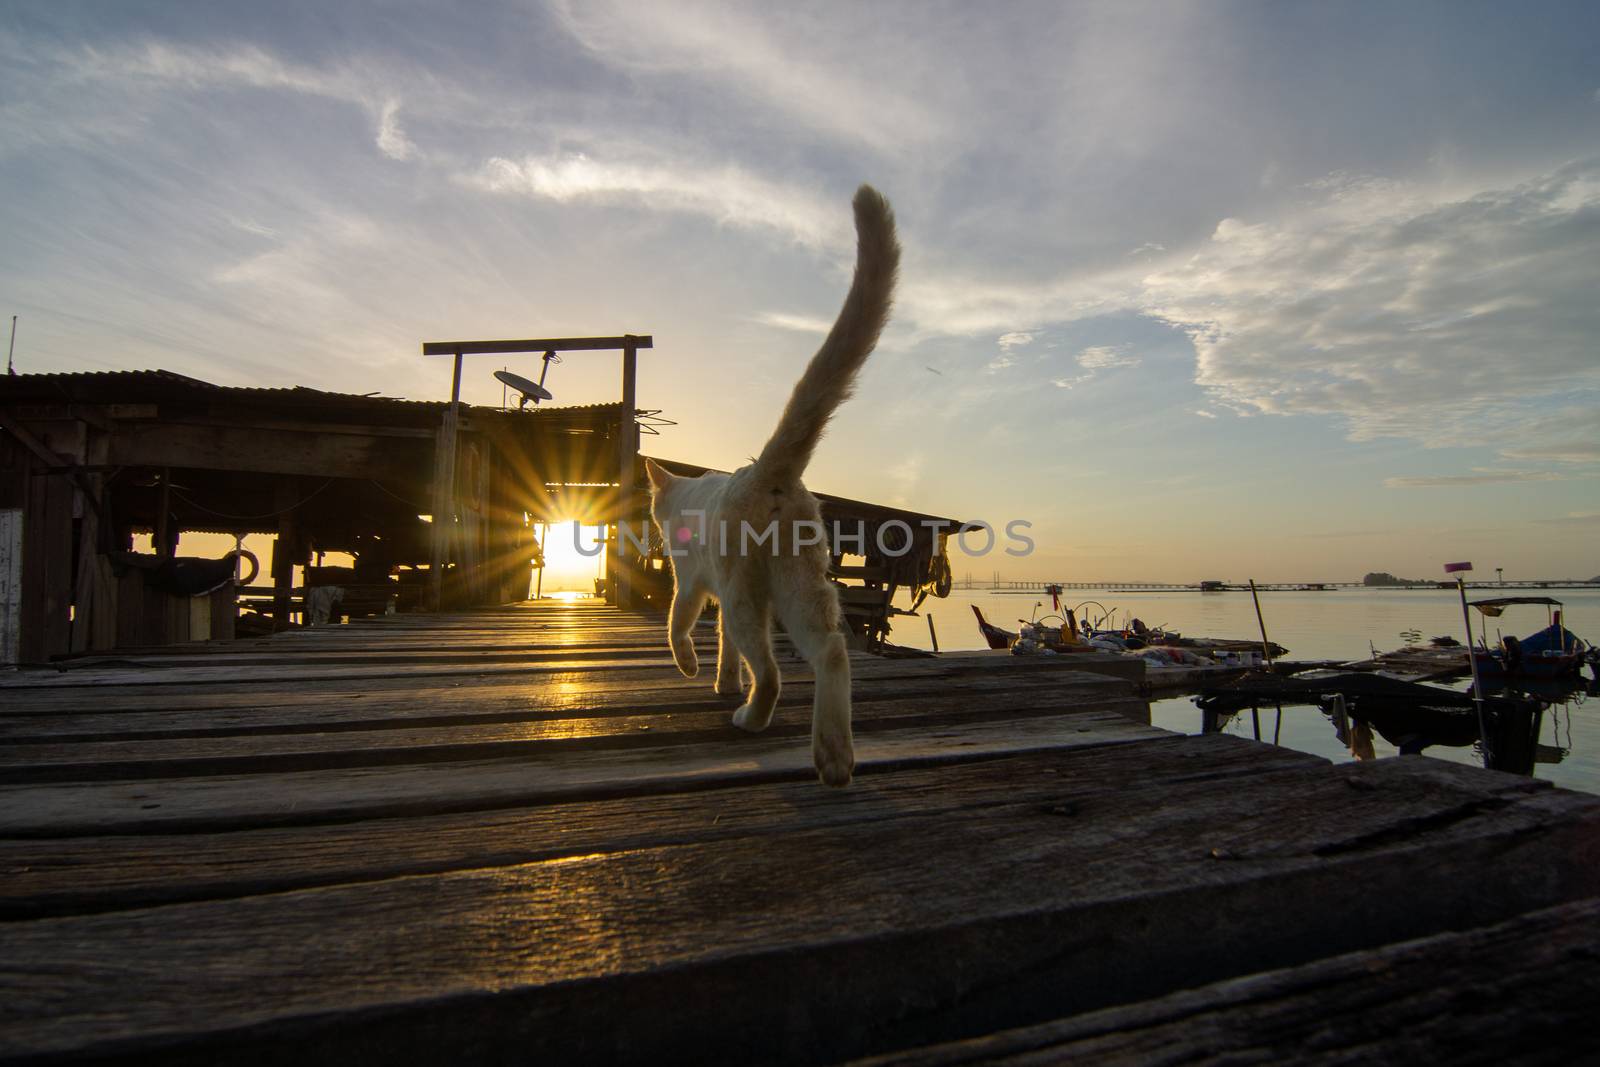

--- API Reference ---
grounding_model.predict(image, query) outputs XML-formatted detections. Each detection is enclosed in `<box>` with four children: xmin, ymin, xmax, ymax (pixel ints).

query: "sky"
<box><xmin>2</xmin><ymin>1</ymin><xmax>1598</xmax><ymax>583</ymax></box>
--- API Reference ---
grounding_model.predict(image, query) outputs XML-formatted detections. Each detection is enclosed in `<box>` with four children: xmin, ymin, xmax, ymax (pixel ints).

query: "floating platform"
<box><xmin>1342</xmin><ymin>643</ymin><xmax>1471</xmax><ymax>682</ymax></box>
<box><xmin>3</xmin><ymin>599</ymin><xmax>1599</xmax><ymax>1063</ymax></box>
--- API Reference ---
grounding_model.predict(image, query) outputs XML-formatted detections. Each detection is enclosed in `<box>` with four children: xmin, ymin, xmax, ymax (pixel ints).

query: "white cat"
<box><xmin>644</xmin><ymin>185</ymin><xmax>900</xmax><ymax>787</ymax></box>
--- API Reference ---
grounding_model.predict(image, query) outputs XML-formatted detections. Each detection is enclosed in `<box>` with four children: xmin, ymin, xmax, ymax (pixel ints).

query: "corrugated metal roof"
<box><xmin>0</xmin><ymin>369</ymin><xmax>629</xmax><ymax>419</ymax></box>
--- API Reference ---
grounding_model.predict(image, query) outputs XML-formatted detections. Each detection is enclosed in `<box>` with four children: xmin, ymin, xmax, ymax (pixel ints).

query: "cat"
<box><xmin>643</xmin><ymin>184</ymin><xmax>899</xmax><ymax>787</ymax></box>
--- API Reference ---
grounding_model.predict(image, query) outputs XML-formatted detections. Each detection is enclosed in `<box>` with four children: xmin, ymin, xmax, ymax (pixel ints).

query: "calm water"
<box><xmin>897</xmin><ymin>587</ymin><xmax>1600</xmax><ymax>795</ymax></box>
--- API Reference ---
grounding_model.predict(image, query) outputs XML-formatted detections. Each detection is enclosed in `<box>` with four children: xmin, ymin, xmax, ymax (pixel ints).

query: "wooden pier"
<box><xmin>3</xmin><ymin>599</ymin><xmax>1600</xmax><ymax>1063</ymax></box>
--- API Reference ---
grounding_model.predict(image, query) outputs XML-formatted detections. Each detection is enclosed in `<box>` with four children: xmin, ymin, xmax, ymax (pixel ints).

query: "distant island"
<box><xmin>1362</xmin><ymin>572</ymin><xmax>1427</xmax><ymax>587</ymax></box>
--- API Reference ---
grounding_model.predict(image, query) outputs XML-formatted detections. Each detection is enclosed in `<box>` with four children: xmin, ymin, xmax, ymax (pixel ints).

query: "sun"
<box><xmin>535</xmin><ymin>520</ymin><xmax>607</xmax><ymax>593</ymax></box>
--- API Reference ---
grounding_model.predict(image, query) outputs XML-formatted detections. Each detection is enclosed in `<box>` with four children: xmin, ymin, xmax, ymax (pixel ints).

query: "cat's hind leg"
<box><xmin>714</xmin><ymin>604</ymin><xmax>742</xmax><ymax>697</ymax></box>
<box><xmin>720</xmin><ymin>593</ymin><xmax>781</xmax><ymax>734</ymax></box>
<box><xmin>668</xmin><ymin>581</ymin><xmax>709</xmax><ymax>678</ymax></box>
<box><xmin>777</xmin><ymin>585</ymin><xmax>854</xmax><ymax>788</ymax></box>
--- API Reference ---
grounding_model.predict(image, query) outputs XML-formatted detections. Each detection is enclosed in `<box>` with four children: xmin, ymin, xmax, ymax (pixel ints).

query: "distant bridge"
<box><xmin>963</xmin><ymin>579</ymin><xmax>1600</xmax><ymax>593</ymax></box>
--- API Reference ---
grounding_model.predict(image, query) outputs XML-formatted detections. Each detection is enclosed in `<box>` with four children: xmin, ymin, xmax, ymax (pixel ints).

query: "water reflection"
<box><xmin>1193</xmin><ymin>671</ymin><xmax>1596</xmax><ymax>778</ymax></box>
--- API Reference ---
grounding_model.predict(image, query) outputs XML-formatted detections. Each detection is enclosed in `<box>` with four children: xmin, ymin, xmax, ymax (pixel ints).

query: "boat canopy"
<box><xmin>1469</xmin><ymin>596</ymin><xmax>1564</xmax><ymax>616</ymax></box>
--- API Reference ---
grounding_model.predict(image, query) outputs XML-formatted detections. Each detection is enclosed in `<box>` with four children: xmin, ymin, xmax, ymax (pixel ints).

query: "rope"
<box><xmin>366</xmin><ymin>480</ymin><xmax>429</xmax><ymax>511</ymax></box>
<box><xmin>167</xmin><ymin>477</ymin><xmax>337</xmax><ymax>521</ymax></box>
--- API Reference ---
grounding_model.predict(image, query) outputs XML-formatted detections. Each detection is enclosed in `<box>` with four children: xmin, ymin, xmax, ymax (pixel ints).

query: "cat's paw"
<box><xmin>732</xmin><ymin>703</ymin><xmax>772</xmax><ymax>733</ymax></box>
<box><xmin>671</xmin><ymin>640</ymin><xmax>699</xmax><ymax>678</ymax></box>
<box><xmin>715</xmin><ymin>675</ymin><xmax>742</xmax><ymax>698</ymax></box>
<box><xmin>813</xmin><ymin>733</ymin><xmax>855</xmax><ymax>788</ymax></box>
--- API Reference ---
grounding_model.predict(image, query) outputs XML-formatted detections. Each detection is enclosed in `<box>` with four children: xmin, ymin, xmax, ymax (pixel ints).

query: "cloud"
<box><xmin>74</xmin><ymin>39</ymin><xmax>363</xmax><ymax>99</ymax></box>
<box><xmin>1140</xmin><ymin>160</ymin><xmax>1600</xmax><ymax>462</ymax></box>
<box><xmin>1051</xmin><ymin>343</ymin><xmax>1141</xmax><ymax>390</ymax></box>
<box><xmin>375</xmin><ymin>100</ymin><xmax>415</xmax><ymax>160</ymax></box>
<box><xmin>1383</xmin><ymin>469</ymin><xmax>1563</xmax><ymax>489</ymax></box>
<box><xmin>1533</xmin><ymin>510</ymin><xmax>1600</xmax><ymax>525</ymax></box>
<box><xmin>1193</xmin><ymin>409</ymin><xmax>1217</xmax><ymax>418</ymax></box>
<box><xmin>465</xmin><ymin>153</ymin><xmax>843</xmax><ymax>248</ymax></box>
<box><xmin>545</xmin><ymin>0</ymin><xmax>945</xmax><ymax>152</ymax></box>
<box><xmin>752</xmin><ymin>311</ymin><xmax>832</xmax><ymax>334</ymax></box>
<box><xmin>997</xmin><ymin>330</ymin><xmax>1036</xmax><ymax>351</ymax></box>
<box><xmin>1075</xmin><ymin>344</ymin><xmax>1139</xmax><ymax>370</ymax></box>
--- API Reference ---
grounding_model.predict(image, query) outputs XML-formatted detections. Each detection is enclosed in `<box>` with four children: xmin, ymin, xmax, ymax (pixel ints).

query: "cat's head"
<box><xmin>643</xmin><ymin>456</ymin><xmax>680</xmax><ymax>525</ymax></box>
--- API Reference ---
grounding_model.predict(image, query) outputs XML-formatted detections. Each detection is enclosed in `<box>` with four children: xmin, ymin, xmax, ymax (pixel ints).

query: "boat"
<box><xmin>971</xmin><ymin>605</ymin><xmax>1016</xmax><ymax>650</ymax></box>
<box><xmin>1467</xmin><ymin>597</ymin><xmax>1590</xmax><ymax>680</ymax></box>
<box><xmin>971</xmin><ymin>605</ymin><xmax>1100</xmax><ymax>655</ymax></box>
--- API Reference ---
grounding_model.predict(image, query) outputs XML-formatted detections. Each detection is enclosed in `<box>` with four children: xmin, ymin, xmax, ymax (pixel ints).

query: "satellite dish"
<box><xmin>494</xmin><ymin>369</ymin><xmax>553</xmax><ymax>407</ymax></box>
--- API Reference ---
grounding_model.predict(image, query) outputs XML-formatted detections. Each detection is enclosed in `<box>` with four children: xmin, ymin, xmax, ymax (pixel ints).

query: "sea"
<box><xmin>894</xmin><ymin>586</ymin><xmax>1600</xmax><ymax>795</ymax></box>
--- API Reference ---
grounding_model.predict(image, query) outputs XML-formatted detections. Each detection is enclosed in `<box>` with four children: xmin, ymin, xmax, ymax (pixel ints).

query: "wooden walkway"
<box><xmin>2</xmin><ymin>599</ymin><xmax>1599</xmax><ymax>1064</ymax></box>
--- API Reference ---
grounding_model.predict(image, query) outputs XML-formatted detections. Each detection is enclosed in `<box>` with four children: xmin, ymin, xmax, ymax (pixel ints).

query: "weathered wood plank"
<box><xmin>0</xmin><ymin>651</ymin><xmax>1126</xmax><ymax>710</ymax></box>
<box><xmin>0</xmin><ymin>735</ymin><xmax>1325</xmax><ymax>919</ymax></box>
<box><xmin>0</xmin><ymin>691</ymin><xmax>1148</xmax><ymax>783</ymax></box>
<box><xmin>858</xmin><ymin>895</ymin><xmax>1600</xmax><ymax>1066</ymax></box>
<box><xmin>0</xmin><ymin>712</ymin><xmax>1167</xmax><ymax>836</ymax></box>
<box><xmin>0</xmin><ymin>668</ymin><xmax>1120</xmax><ymax>741</ymax></box>
<box><xmin>107</xmin><ymin>421</ymin><xmax>432</xmax><ymax>482</ymax></box>
<box><xmin>1</xmin><ymin>758</ymin><xmax>1595</xmax><ymax>1065</ymax></box>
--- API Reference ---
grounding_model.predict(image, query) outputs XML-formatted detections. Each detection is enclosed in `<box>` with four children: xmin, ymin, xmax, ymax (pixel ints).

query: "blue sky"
<box><xmin>3</xmin><ymin>1</ymin><xmax>1597</xmax><ymax>581</ymax></box>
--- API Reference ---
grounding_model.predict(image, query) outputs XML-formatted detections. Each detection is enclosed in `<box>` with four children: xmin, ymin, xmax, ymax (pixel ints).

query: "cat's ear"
<box><xmin>643</xmin><ymin>457</ymin><xmax>674</xmax><ymax>494</ymax></box>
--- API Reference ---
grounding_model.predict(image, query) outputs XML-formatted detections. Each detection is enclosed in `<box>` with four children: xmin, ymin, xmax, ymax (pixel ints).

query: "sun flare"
<box><xmin>535</xmin><ymin>521</ymin><xmax>607</xmax><ymax>594</ymax></box>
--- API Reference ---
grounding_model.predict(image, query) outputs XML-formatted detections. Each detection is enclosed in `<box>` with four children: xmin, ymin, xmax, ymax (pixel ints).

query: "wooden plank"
<box><xmin>860</xmin><ymin>896</ymin><xmax>1600</xmax><ymax>1065</ymax></box>
<box><xmin>0</xmin><ymin>735</ymin><xmax>1325</xmax><ymax>919</ymax></box>
<box><xmin>0</xmin><ymin>668</ymin><xmax>1120</xmax><ymax>742</ymax></box>
<box><xmin>0</xmin><ymin>644</ymin><xmax>1129</xmax><ymax>693</ymax></box>
<box><xmin>18</xmin><ymin>464</ymin><xmax>73</xmax><ymax>662</ymax></box>
<box><xmin>208</xmin><ymin>585</ymin><xmax>235</xmax><ymax>642</ymax></box>
<box><xmin>0</xmin><ymin>690</ymin><xmax>1149</xmax><ymax>783</ymax></box>
<box><xmin>106</xmin><ymin>421</ymin><xmax>432</xmax><ymax>482</ymax></box>
<box><xmin>0</xmin><ymin>508</ymin><xmax>18</xmax><ymax>665</ymax></box>
<box><xmin>0</xmin><ymin>712</ymin><xmax>1165</xmax><ymax>836</ymax></box>
<box><xmin>0</xmin><ymin>758</ymin><xmax>1596</xmax><ymax>1064</ymax></box>
<box><xmin>421</xmin><ymin>334</ymin><xmax>653</xmax><ymax>355</ymax></box>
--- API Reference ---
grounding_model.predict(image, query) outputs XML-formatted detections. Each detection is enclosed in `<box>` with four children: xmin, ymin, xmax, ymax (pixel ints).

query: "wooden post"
<box><xmin>0</xmin><ymin>508</ymin><xmax>19</xmax><ymax>665</ymax></box>
<box><xmin>20</xmin><ymin>458</ymin><xmax>74</xmax><ymax>662</ymax></box>
<box><xmin>1248</xmin><ymin>579</ymin><xmax>1274</xmax><ymax>667</ymax></box>
<box><xmin>428</xmin><ymin>353</ymin><xmax>464</xmax><ymax>612</ymax></box>
<box><xmin>272</xmin><ymin>477</ymin><xmax>298</xmax><ymax>632</ymax></box>
<box><xmin>155</xmin><ymin>467</ymin><xmax>173</xmax><ymax>559</ymax></box>
<box><xmin>1457</xmin><ymin>575</ymin><xmax>1492</xmax><ymax>764</ymax></box>
<box><xmin>69</xmin><ymin>473</ymin><xmax>100</xmax><ymax>653</ymax></box>
<box><xmin>614</xmin><ymin>343</ymin><xmax>638</xmax><ymax>610</ymax></box>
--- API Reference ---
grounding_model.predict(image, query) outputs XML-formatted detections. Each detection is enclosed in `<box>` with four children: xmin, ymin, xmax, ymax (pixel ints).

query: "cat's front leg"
<box><xmin>668</xmin><ymin>583</ymin><xmax>709</xmax><ymax>678</ymax></box>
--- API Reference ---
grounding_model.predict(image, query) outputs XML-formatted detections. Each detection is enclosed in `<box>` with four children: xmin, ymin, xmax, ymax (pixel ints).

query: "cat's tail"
<box><xmin>753</xmin><ymin>184</ymin><xmax>899</xmax><ymax>486</ymax></box>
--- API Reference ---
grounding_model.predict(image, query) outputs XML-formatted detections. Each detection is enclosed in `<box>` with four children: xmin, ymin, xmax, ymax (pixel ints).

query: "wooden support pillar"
<box><xmin>69</xmin><ymin>473</ymin><xmax>100</xmax><ymax>654</ymax></box>
<box><xmin>19</xmin><ymin>460</ymin><xmax>73</xmax><ymax>662</ymax></box>
<box><xmin>613</xmin><ymin>343</ymin><xmax>638</xmax><ymax>610</ymax></box>
<box><xmin>428</xmin><ymin>353</ymin><xmax>464</xmax><ymax>612</ymax></box>
<box><xmin>71</xmin><ymin>428</ymin><xmax>117</xmax><ymax>653</ymax></box>
<box><xmin>0</xmin><ymin>507</ymin><xmax>19</xmax><ymax>666</ymax></box>
<box><xmin>272</xmin><ymin>477</ymin><xmax>298</xmax><ymax>631</ymax></box>
<box><xmin>154</xmin><ymin>467</ymin><xmax>175</xmax><ymax>560</ymax></box>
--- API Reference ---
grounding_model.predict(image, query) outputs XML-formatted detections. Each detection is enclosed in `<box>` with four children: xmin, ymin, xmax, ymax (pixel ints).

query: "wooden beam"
<box><xmin>108</xmin><ymin>422</ymin><xmax>432</xmax><ymax>483</ymax></box>
<box><xmin>421</xmin><ymin>336</ymin><xmax>653</xmax><ymax>356</ymax></box>
<box><xmin>0</xmin><ymin>412</ymin><xmax>103</xmax><ymax>517</ymax></box>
